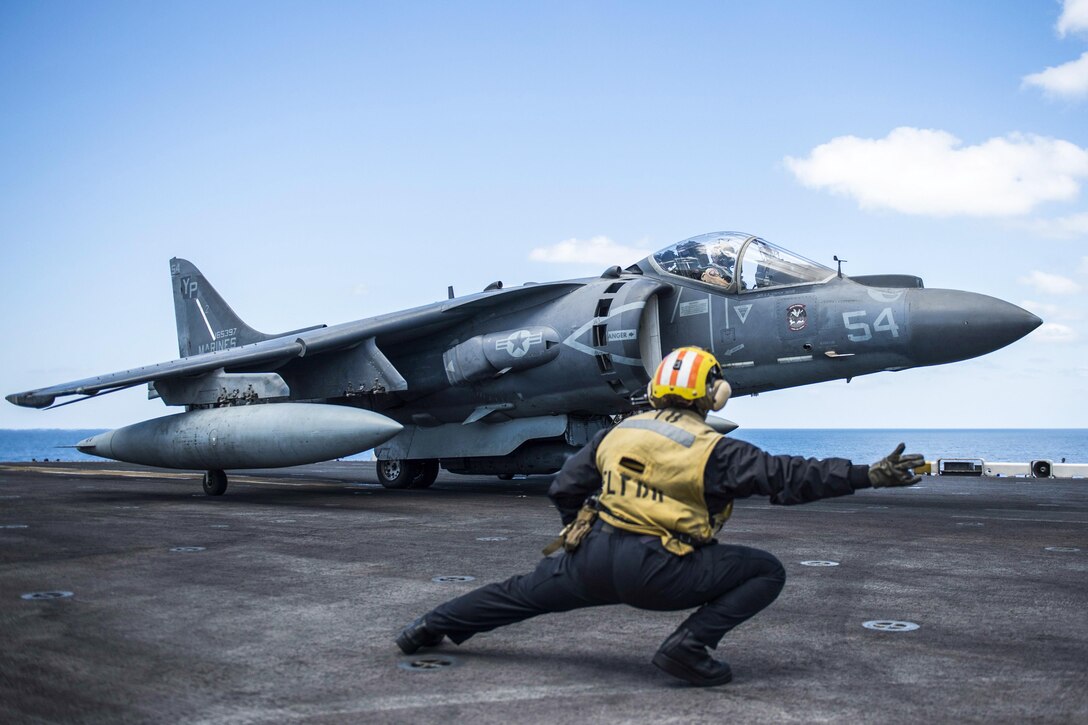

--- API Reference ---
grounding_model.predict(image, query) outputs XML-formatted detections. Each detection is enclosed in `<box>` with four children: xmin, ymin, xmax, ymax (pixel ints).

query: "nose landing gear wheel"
<box><xmin>203</xmin><ymin>470</ymin><xmax>228</xmax><ymax>496</ymax></box>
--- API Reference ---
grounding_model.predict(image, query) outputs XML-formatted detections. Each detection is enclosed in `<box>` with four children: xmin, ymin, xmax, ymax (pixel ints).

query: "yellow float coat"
<box><xmin>596</xmin><ymin>408</ymin><xmax>732</xmax><ymax>555</ymax></box>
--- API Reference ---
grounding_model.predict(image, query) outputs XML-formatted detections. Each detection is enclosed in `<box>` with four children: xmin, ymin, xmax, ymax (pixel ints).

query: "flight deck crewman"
<box><xmin>396</xmin><ymin>346</ymin><xmax>924</xmax><ymax>687</ymax></box>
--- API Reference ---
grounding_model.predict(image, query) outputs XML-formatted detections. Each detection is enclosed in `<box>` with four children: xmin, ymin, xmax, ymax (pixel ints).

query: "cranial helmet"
<box><xmin>648</xmin><ymin>346</ymin><xmax>732</xmax><ymax>413</ymax></box>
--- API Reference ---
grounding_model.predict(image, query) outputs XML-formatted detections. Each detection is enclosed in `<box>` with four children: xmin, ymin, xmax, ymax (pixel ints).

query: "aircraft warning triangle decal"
<box><xmin>735</xmin><ymin>304</ymin><xmax>752</xmax><ymax>324</ymax></box>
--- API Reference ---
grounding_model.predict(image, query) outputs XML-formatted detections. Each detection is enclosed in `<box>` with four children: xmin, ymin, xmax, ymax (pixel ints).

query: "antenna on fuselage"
<box><xmin>833</xmin><ymin>255</ymin><xmax>847</xmax><ymax>279</ymax></box>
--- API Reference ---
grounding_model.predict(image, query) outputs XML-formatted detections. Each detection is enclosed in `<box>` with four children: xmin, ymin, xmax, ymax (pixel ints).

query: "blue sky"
<box><xmin>2</xmin><ymin>1</ymin><xmax>1086</xmax><ymax>430</ymax></box>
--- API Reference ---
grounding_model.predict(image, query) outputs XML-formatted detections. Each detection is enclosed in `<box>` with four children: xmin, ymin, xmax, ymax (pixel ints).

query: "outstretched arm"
<box><xmin>703</xmin><ymin>437</ymin><xmax>871</xmax><ymax>509</ymax></box>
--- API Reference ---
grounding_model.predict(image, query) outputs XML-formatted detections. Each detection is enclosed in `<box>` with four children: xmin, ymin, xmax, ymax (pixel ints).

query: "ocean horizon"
<box><xmin>2</xmin><ymin>428</ymin><xmax>1085</xmax><ymax>467</ymax></box>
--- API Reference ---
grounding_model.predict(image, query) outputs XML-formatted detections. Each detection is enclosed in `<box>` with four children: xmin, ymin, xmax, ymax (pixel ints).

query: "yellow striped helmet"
<box><xmin>648</xmin><ymin>346</ymin><xmax>731</xmax><ymax>412</ymax></box>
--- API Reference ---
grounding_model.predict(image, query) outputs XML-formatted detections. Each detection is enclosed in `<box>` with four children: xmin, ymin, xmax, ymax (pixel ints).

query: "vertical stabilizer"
<box><xmin>170</xmin><ymin>258</ymin><xmax>269</xmax><ymax>357</ymax></box>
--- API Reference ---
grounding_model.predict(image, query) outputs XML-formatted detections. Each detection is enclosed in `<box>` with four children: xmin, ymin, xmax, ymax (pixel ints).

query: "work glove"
<box><xmin>868</xmin><ymin>443</ymin><xmax>925</xmax><ymax>488</ymax></box>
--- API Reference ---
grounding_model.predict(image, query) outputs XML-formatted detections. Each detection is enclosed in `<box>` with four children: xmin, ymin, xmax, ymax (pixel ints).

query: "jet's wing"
<box><xmin>7</xmin><ymin>281</ymin><xmax>583</xmax><ymax>409</ymax></box>
<box><xmin>7</xmin><ymin>336</ymin><xmax>306</xmax><ymax>408</ymax></box>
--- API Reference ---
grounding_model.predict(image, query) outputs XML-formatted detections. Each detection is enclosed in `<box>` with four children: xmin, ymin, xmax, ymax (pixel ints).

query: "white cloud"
<box><xmin>785</xmin><ymin>127</ymin><xmax>1088</xmax><ymax>217</ymax></box>
<box><xmin>1058</xmin><ymin>0</ymin><xmax>1088</xmax><ymax>37</ymax></box>
<box><xmin>1023</xmin><ymin>211</ymin><xmax>1088</xmax><ymax>239</ymax></box>
<box><xmin>1019</xmin><ymin>270</ymin><xmax>1083</xmax><ymax>295</ymax></box>
<box><xmin>529</xmin><ymin>236</ymin><xmax>651</xmax><ymax>266</ymax></box>
<box><xmin>1026</xmin><ymin>2</ymin><xmax>1088</xmax><ymax>101</ymax></box>
<box><xmin>1020</xmin><ymin>299</ymin><xmax>1083</xmax><ymax>322</ymax></box>
<box><xmin>1023</xmin><ymin>51</ymin><xmax>1088</xmax><ymax>100</ymax></box>
<box><xmin>1032</xmin><ymin>322</ymin><xmax>1079</xmax><ymax>342</ymax></box>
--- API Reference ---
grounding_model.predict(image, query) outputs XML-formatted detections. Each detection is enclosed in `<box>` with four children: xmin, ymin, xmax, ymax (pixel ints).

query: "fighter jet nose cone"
<box><xmin>1022</xmin><ymin>310</ymin><xmax>1044</xmax><ymax>337</ymax></box>
<box><xmin>909</xmin><ymin>290</ymin><xmax>1041</xmax><ymax>366</ymax></box>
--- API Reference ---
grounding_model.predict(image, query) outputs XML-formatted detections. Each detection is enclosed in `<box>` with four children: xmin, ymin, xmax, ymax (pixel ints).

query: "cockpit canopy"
<box><xmin>644</xmin><ymin>232</ymin><xmax>834</xmax><ymax>292</ymax></box>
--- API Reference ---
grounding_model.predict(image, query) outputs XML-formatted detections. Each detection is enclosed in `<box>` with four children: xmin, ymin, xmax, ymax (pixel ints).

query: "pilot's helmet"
<box><xmin>710</xmin><ymin>244</ymin><xmax>736</xmax><ymax>265</ymax></box>
<box><xmin>648</xmin><ymin>347</ymin><xmax>731</xmax><ymax>413</ymax></box>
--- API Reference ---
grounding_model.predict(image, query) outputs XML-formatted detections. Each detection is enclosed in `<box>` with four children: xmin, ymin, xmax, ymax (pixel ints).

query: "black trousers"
<box><xmin>427</xmin><ymin>522</ymin><xmax>786</xmax><ymax>649</ymax></box>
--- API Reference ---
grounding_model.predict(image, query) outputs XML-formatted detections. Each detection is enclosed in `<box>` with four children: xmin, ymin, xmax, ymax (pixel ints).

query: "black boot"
<box><xmin>396</xmin><ymin>615</ymin><xmax>445</xmax><ymax>654</ymax></box>
<box><xmin>651</xmin><ymin>628</ymin><xmax>733</xmax><ymax>686</ymax></box>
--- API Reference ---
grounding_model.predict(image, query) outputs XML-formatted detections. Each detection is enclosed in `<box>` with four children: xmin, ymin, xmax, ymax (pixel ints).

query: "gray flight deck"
<box><xmin>1</xmin><ymin>461</ymin><xmax>1085</xmax><ymax>724</ymax></box>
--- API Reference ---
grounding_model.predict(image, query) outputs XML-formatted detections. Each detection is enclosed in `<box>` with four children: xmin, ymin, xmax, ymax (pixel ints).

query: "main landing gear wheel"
<box><xmin>411</xmin><ymin>460</ymin><xmax>440</xmax><ymax>489</ymax></box>
<box><xmin>202</xmin><ymin>470</ymin><xmax>228</xmax><ymax>496</ymax></box>
<box><xmin>378</xmin><ymin>459</ymin><xmax>441</xmax><ymax>489</ymax></box>
<box><xmin>377</xmin><ymin>459</ymin><xmax>417</xmax><ymax>489</ymax></box>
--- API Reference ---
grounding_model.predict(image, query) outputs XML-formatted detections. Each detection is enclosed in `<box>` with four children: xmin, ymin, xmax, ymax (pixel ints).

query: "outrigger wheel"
<box><xmin>377</xmin><ymin>459</ymin><xmax>440</xmax><ymax>489</ymax></box>
<box><xmin>202</xmin><ymin>469</ymin><xmax>228</xmax><ymax>496</ymax></box>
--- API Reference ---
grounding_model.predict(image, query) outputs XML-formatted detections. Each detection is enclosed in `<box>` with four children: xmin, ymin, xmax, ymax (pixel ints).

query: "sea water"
<box><xmin>728</xmin><ymin>429</ymin><xmax>1088</xmax><ymax>466</ymax></box>
<box><xmin>0</xmin><ymin>428</ymin><xmax>1084</xmax><ymax>465</ymax></box>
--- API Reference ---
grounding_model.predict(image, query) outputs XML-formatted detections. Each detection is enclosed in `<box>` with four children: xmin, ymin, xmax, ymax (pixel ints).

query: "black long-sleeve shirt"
<box><xmin>549</xmin><ymin>428</ymin><xmax>873</xmax><ymax>525</ymax></box>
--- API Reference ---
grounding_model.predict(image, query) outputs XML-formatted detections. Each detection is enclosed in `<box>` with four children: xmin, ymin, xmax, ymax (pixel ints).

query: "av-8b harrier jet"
<box><xmin>7</xmin><ymin>232</ymin><xmax>1040</xmax><ymax>495</ymax></box>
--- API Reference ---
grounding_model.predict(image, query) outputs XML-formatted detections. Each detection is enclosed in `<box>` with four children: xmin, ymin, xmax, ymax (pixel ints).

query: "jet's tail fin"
<box><xmin>170</xmin><ymin>258</ymin><xmax>270</xmax><ymax>358</ymax></box>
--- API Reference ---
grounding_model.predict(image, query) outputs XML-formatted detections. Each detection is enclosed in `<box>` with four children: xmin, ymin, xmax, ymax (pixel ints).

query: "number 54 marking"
<box><xmin>842</xmin><ymin>308</ymin><xmax>899</xmax><ymax>342</ymax></box>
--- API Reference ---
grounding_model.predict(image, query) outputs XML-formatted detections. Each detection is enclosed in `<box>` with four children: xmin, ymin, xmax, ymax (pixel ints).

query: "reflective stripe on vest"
<box><xmin>617</xmin><ymin>419</ymin><xmax>697</xmax><ymax>447</ymax></box>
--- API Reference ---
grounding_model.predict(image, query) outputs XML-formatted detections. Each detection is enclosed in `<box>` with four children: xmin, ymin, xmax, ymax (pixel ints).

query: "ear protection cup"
<box><xmin>709</xmin><ymin>379</ymin><xmax>732</xmax><ymax>411</ymax></box>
